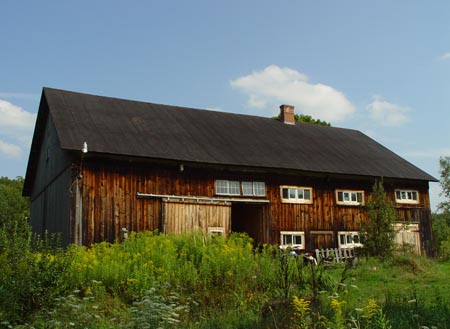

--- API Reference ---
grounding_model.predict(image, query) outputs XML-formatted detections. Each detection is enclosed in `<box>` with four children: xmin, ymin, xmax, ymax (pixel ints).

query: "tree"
<box><xmin>0</xmin><ymin>176</ymin><xmax>30</xmax><ymax>252</ymax></box>
<box><xmin>361</xmin><ymin>180</ymin><xmax>396</xmax><ymax>259</ymax></box>
<box><xmin>438</xmin><ymin>156</ymin><xmax>450</xmax><ymax>213</ymax></box>
<box><xmin>273</xmin><ymin>114</ymin><xmax>331</xmax><ymax>126</ymax></box>
<box><xmin>433</xmin><ymin>157</ymin><xmax>450</xmax><ymax>258</ymax></box>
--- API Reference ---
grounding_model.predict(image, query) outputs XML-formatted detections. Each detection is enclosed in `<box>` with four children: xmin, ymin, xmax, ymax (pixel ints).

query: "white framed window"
<box><xmin>338</xmin><ymin>231</ymin><xmax>363</xmax><ymax>249</ymax></box>
<box><xmin>215</xmin><ymin>180</ymin><xmax>240</xmax><ymax>196</ymax></box>
<box><xmin>336</xmin><ymin>190</ymin><xmax>364</xmax><ymax>206</ymax></box>
<box><xmin>280</xmin><ymin>186</ymin><xmax>313</xmax><ymax>204</ymax></box>
<box><xmin>395</xmin><ymin>189</ymin><xmax>419</xmax><ymax>204</ymax></box>
<box><xmin>242</xmin><ymin>181</ymin><xmax>266</xmax><ymax>196</ymax></box>
<box><xmin>280</xmin><ymin>231</ymin><xmax>305</xmax><ymax>249</ymax></box>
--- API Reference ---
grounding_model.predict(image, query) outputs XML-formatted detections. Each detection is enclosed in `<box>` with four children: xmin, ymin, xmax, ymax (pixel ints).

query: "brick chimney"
<box><xmin>279</xmin><ymin>104</ymin><xmax>295</xmax><ymax>125</ymax></box>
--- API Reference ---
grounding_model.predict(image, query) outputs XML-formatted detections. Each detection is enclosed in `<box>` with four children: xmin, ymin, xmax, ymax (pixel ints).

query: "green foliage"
<box><xmin>0</xmin><ymin>176</ymin><xmax>30</xmax><ymax>254</ymax></box>
<box><xmin>1</xmin><ymin>231</ymin><xmax>450</xmax><ymax>328</ymax></box>
<box><xmin>273</xmin><ymin>113</ymin><xmax>331</xmax><ymax>126</ymax></box>
<box><xmin>361</xmin><ymin>180</ymin><xmax>397</xmax><ymax>260</ymax></box>
<box><xmin>438</xmin><ymin>156</ymin><xmax>450</xmax><ymax>213</ymax></box>
<box><xmin>432</xmin><ymin>212</ymin><xmax>450</xmax><ymax>258</ymax></box>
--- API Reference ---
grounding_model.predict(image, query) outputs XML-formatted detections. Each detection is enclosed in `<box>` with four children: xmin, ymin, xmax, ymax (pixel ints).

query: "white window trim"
<box><xmin>338</xmin><ymin>231</ymin><xmax>363</xmax><ymax>249</ymax></box>
<box><xmin>336</xmin><ymin>190</ymin><xmax>365</xmax><ymax>206</ymax></box>
<box><xmin>280</xmin><ymin>231</ymin><xmax>305</xmax><ymax>249</ymax></box>
<box><xmin>395</xmin><ymin>189</ymin><xmax>419</xmax><ymax>205</ymax></box>
<box><xmin>280</xmin><ymin>186</ymin><xmax>313</xmax><ymax>204</ymax></box>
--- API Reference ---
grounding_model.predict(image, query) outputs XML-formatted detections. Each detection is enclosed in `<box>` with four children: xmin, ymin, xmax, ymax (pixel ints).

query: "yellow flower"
<box><xmin>362</xmin><ymin>299</ymin><xmax>378</xmax><ymax>319</ymax></box>
<box><xmin>292</xmin><ymin>296</ymin><xmax>310</xmax><ymax>314</ymax></box>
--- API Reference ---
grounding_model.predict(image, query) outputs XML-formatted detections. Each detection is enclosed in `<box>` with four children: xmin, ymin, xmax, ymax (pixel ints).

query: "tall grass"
<box><xmin>1</xmin><ymin>230</ymin><xmax>449</xmax><ymax>328</ymax></box>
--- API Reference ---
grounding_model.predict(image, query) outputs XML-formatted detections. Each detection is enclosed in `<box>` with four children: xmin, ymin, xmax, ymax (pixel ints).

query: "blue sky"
<box><xmin>1</xmin><ymin>1</ymin><xmax>449</xmax><ymax>210</ymax></box>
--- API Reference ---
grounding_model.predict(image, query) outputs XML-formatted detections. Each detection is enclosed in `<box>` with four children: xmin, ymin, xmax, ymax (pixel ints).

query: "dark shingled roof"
<box><xmin>24</xmin><ymin>87</ymin><xmax>436</xmax><ymax>193</ymax></box>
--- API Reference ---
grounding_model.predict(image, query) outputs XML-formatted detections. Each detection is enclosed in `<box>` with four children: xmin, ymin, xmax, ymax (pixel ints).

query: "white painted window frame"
<box><xmin>280</xmin><ymin>231</ymin><xmax>305</xmax><ymax>249</ymax></box>
<box><xmin>280</xmin><ymin>186</ymin><xmax>313</xmax><ymax>204</ymax></box>
<box><xmin>338</xmin><ymin>231</ymin><xmax>363</xmax><ymax>249</ymax></box>
<box><xmin>395</xmin><ymin>189</ymin><xmax>419</xmax><ymax>204</ymax></box>
<box><xmin>336</xmin><ymin>190</ymin><xmax>364</xmax><ymax>206</ymax></box>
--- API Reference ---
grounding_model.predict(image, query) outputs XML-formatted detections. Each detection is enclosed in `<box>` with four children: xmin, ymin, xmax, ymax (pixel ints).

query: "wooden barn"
<box><xmin>23</xmin><ymin>88</ymin><xmax>437</xmax><ymax>254</ymax></box>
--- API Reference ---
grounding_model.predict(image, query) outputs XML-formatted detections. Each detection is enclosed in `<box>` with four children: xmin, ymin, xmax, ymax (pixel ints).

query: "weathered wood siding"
<box><xmin>163</xmin><ymin>199</ymin><xmax>231</xmax><ymax>236</ymax></box>
<box><xmin>29</xmin><ymin>113</ymin><xmax>73</xmax><ymax>245</ymax></box>
<box><xmin>79</xmin><ymin>159</ymin><xmax>432</xmax><ymax>252</ymax></box>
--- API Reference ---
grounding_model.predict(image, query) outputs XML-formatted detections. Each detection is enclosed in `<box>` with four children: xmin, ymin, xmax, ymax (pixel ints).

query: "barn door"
<box><xmin>162</xmin><ymin>199</ymin><xmax>231</xmax><ymax>236</ymax></box>
<box><xmin>393</xmin><ymin>223</ymin><xmax>421</xmax><ymax>255</ymax></box>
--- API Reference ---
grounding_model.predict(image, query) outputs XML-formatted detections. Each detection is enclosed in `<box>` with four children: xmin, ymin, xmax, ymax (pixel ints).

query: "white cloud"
<box><xmin>0</xmin><ymin>140</ymin><xmax>22</xmax><ymax>159</ymax></box>
<box><xmin>0</xmin><ymin>99</ymin><xmax>36</xmax><ymax>160</ymax></box>
<box><xmin>440</xmin><ymin>53</ymin><xmax>450</xmax><ymax>60</ymax></box>
<box><xmin>230</xmin><ymin>65</ymin><xmax>356</xmax><ymax>122</ymax></box>
<box><xmin>366</xmin><ymin>96</ymin><xmax>411</xmax><ymax>127</ymax></box>
<box><xmin>0</xmin><ymin>99</ymin><xmax>36</xmax><ymax>132</ymax></box>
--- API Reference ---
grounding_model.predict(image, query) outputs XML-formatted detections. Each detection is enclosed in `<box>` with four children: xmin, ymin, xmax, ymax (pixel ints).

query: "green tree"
<box><xmin>273</xmin><ymin>114</ymin><xmax>331</xmax><ymax>126</ymax></box>
<box><xmin>0</xmin><ymin>176</ymin><xmax>30</xmax><ymax>252</ymax></box>
<box><xmin>434</xmin><ymin>157</ymin><xmax>450</xmax><ymax>259</ymax></box>
<box><xmin>361</xmin><ymin>180</ymin><xmax>396</xmax><ymax>259</ymax></box>
<box><xmin>438</xmin><ymin>156</ymin><xmax>450</xmax><ymax>213</ymax></box>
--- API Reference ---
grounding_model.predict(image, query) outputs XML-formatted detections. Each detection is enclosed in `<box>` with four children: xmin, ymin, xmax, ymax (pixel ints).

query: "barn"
<box><xmin>23</xmin><ymin>87</ymin><xmax>437</xmax><ymax>254</ymax></box>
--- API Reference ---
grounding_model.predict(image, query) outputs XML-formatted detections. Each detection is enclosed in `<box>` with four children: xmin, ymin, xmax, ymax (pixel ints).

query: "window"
<box><xmin>280</xmin><ymin>186</ymin><xmax>313</xmax><ymax>204</ymax></box>
<box><xmin>242</xmin><ymin>181</ymin><xmax>266</xmax><ymax>196</ymax></box>
<box><xmin>336</xmin><ymin>190</ymin><xmax>364</xmax><ymax>206</ymax></box>
<box><xmin>280</xmin><ymin>231</ymin><xmax>305</xmax><ymax>249</ymax></box>
<box><xmin>338</xmin><ymin>231</ymin><xmax>363</xmax><ymax>249</ymax></box>
<box><xmin>215</xmin><ymin>180</ymin><xmax>240</xmax><ymax>195</ymax></box>
<box><xmin>395</xmin><ymin>189</ymin><xmax>419</xmax><ymax>204</ymax></box>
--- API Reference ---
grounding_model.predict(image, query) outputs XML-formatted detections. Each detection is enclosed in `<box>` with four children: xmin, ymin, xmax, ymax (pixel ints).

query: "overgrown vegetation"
<box><xmin>1</xmin><ymin>228</ymin><xmax>449</xmax><ymax>328</ymax></box>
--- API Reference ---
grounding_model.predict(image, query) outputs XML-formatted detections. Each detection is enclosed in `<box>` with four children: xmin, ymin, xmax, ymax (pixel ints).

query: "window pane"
<box><xmin>353</xmin><ymin>235</ymin><xmax>360</xmax><ymax>243</ymax></box>
<box><xmin>340</xmin><ymin>234</ymin><xmax>346</xmax><ymax>245</ymax></box>
<box><xmin>351</xmin><ymin>192</ymin><xmax>357</xmax><ymax>202</ymax></box>
<box><xmin>396</xmin><ymin>191</ymin><xmax>401</xmax><ymax>200</ymax></box>
<box><xmin>304</xmin><ymin>189</ymin><xmax>311</xmax><ymax>200</ymax></box>
<box><xmin>401</xmin><ymin>191</ymin><xmax>406</xmax><ymax>199</ymax></box>
<box><xmin>229</xmin><ymin>181</ymin><xmax>240</xmax><ymax>195</ymax></box>
<box><xmin>242</xmin><ymin>182</ymin><xmax>253</xmax><ymax>196</ymax></box>
<box><xmin>338</xmin><ymin>192</ymin><xmax>344</xmax><ymax>202</ymax></box>
<box><xmin>347</xmin><ymin>235</ymin><xmax>352</xmax><ymax>243</ymax></box>
<box><xmin>344</xmin><ymin>192</ymin><xmax>350</xmax><ymax>202</ymax></box>
<box><xmin>254</xmin><ymin>182</ymin><xmax>265</xmax><ymax>196</ymax></box>
<box><xmin>283</xmin><ymin>235</ymin><xmax>292</xmax><ymax>245</ymax></box>
<box><xmin>297</xmin><ymin>189</ymin><xmax>304</xmax><ymax>200</ymax></box>
<box><xmin>293</xmin><ymin>235</ymin><xmax>302</xmax><ymax>245</ymax></box>
<box><xmin>407</xmin><ymin>191</ymin><xmax>413</xmax><ymax>200</ymax></box>
<box><xmin>289</xmin><ymin>188</ymin><xmax>296</xmax><ymax>199</ymax></box>
<box><xmin>412</xmin><ymin>192</ymin><xmax>418</xmax><ymax>201</ymax></box>
<box><xmin>282</xmin><ymin>188</ymin><xmax>289</xmax><ymax>199</ymax></box>
<box><xmin>357</xmin><ymin>192</ymin><xmax>363</xmax><ymax>203</ymax></box>
<box><xmin>216</xmin><ymin>180</ymin><xmax>228</xmax><ymax>194</ymax></box>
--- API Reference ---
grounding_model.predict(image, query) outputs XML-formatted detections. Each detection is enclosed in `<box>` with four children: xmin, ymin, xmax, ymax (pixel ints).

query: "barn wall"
<box><xmin>29</xmin><ymin>114</ymin><xmax>73</xmax><ymax>245</ymax></box>
<box><xmin>80</xmin><ymin>159</ymin><xmax>432</xmax><ymax>251</ymax></box>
